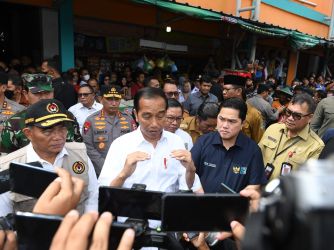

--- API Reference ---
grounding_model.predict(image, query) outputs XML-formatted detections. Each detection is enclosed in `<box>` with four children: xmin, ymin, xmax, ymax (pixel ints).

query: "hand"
<box><xmin>216</xmin><ymin>221</ymin><xmax>245</xmax><ymax>250</ymax></box>
<box><xmin>170</xmin><ymin>149</ymin><xmax>195</xmax><ymax>171</ymax></box>
<box><xmin>240</xmin><ymin>187</ymin><xmax>261</xmax><ymax>213</ymax></box>
<box><xmin>0</xmin><ymin>230</ymin><xmax>17</xmax><ymax>250</ymax></box>
<box><xmin>120</xmin><ymin>151</ymin><xmax>150</xmax><ymax>179</ymax></box>
<box><xmin>33</xmin><ymin>168</ymin><xmax>84</xmax><ymax>216</ymax></box>
<box><xmin>183</xmin><ymin>232</ymin><xmax>209</xmax><ymax>250</ymax></box>
<box><xmin>50</xmin><ymin>210</ymin><xmax>135</xmax><ymax>250</ymax></box>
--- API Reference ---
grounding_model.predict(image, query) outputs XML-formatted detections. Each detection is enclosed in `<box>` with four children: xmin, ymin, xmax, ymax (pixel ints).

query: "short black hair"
<box><xmin>200</xmin><ymin>75</ymin><xmax>212</xmax><ymax>84</ymax></box>
<box><xmin>197</xmin><ymin>102</ymin><xmax>219</xmax><ymax>121</ymax></box>
<box><xmin>291</xmin><ymin>93</ymin><xmax>316</xmax><ymax>114</ymax></box>
<box><xmin>0</xmin><ymin>72</ymin><xmax>8</xmax><ymax>85</ymax></box>
<box><xmin>219</xmin><ymin>98</ymin><xmax>247</xmax><ymax>122</ymax></box>
<box><xmin>167</xmin><ymin>98</ymin><xmax>183</xmax><ymax>113</ymax></box>
<box><xmin>134</xmin><ymin>87</ymin><xmax>167</xmax><ymax>112</ymax></box>
<box><xmin>145</xmin><ymin>76</ymin><xmax>160</xmax><ymax>87</ymax></box>
<box><xmin>79</xmin><ymin>84</ymin><xmax>94</xmax><ymax>93</ymax></box>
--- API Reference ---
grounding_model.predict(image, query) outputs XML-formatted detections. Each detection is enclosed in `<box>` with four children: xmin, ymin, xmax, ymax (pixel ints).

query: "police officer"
<box><xmin>0</xmin><ymin>72</ymin><xmax>25</xmax><ymax>127</ymax></box>
<box><xmin>0</xmin><ymin>99</ymin><xmax>98</xmax><ymax>215</ymax></box>
<box><xmin>0</xmin><ymin>74</ymin><xmax>82</xmax><ymax>153</ymax></box>
<box><xmin>82</xmin><ymin>87</ymin><xmax>136</xmax><ymax>176</ymax></box>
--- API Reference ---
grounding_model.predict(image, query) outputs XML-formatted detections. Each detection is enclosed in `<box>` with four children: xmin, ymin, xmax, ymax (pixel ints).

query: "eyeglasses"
<box><xmin>165</xmin><ymin>91</ymin><xmax>179</xmax><ymax>98</ymax></box>
<box><xmin>222</xmin><ymin>87</ymin><xmax>236</xmax><ymax>92</ymax></box>
<box><xmin>78</xmin><ymin>93</ymin><xmax>93</xmax><ymax>97</ymax></box>
<box><xmin>284</xmin><ymin>108</ymin><xmax>311</xmax><ymax>120</ymax></box>
<box><xmin>165</xmin><ymin>116</ymin><xmax>184</xmax><ymax>123</ymax></box>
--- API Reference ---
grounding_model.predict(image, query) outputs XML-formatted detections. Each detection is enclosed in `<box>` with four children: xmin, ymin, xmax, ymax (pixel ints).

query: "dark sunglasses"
<box><xmin>78</xmin><ymin>93</ymin><xmax>93</xmax><ymax>97</ymax></box>
<box><xmin>284</xmin><ymin>108</ymin><xmax>311</xmax><ymax>120</ymax></box>
<box><xmin>165</xmin><ymin>91</ymin><xmax>179</xmax><ymax>98</ymax></box>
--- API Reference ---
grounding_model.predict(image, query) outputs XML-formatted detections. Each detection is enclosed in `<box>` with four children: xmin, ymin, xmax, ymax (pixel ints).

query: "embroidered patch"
<box><xmin>98</xmin><ymin>142</ymin><xmax>105</xmax><ymax>149</ymax></box>
<box><xmin>72</xmin><ymin>161</ymin><xmax>85</xmax><ymax>174</ymax></box>
<box><xmin>83</xmin><ymin>121</ymin><xmax>91</xmax><ymax>134</ymax></box>
<box><xmin>46</xmin><ymin>103</ymin><xmax>59</xmax><ymax>113</ymax></box>
<box><xmin>232</xmin><ymin>166</ymin><xmax>240</xmax><ymax>174</ymax></box>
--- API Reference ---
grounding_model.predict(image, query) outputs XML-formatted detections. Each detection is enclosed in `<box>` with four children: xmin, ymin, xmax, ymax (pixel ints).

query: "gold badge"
<box><xmin>96</xmin><ymin>126</ymin><xmax>106</xmax><ymax>130</ymax></box>
<box><xmin>120</xmin><ymin>117</ymin><xmax>126</xmax><ymax>121</ymax></box>
<box><xmin>95</xmin><ymin>121</ymin><xmax>106</xmax><ymax>125</ymax></box>
<box><xmin>121</xmin><ymin>126</ymin><xmax>129</xmax><ymax>129</ymax></box>
<box><xmin>98</xmin><ymin>142</ymin><xmax>105</xmax><ymax>149</ymax></box>
<box><xmin>120</xmin><ymin>121</ymin><xmax>129</xmax><ymax>125</ymax></box>
<box><xmin>72</xmin><ymin>161</ymin><xmax>85</xmax><ymax>174</ymax></box>
<box><xmin>232</xmin><ymin>166</ymin><xmax>240</xmax><ymax>174</ymax></box>
<box><xmin>46</xmin><ymin>103</ymin><xmax>59</xmax><ymax>113</ymax></box>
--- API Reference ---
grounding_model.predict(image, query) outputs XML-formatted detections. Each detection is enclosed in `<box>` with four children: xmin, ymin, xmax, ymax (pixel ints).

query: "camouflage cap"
<box><xmin>25</xmin><ymin>99</ymin><xmax>73</xmax><ymax>128</ymax></box>
<box><xmin>22</xmin><ymin>73</ymin><xmax>53</xmax><ymax>94</ymax></box>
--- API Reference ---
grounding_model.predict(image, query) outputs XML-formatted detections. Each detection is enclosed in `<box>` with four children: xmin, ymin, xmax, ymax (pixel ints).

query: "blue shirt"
<box><xmin>191</xmin><ymin>131</ymin><xmax>266</xmax><ymax>193</ymax></box>
<box><xmin>183</xmin><ymin>92</ymin><xmax>218</xmax><ymax>116</ymax></box>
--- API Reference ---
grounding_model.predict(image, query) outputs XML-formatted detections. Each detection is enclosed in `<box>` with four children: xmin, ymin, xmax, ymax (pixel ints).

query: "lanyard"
<box><xmin>271</xmin><ymin>130</ymin><xmax>301</xmax><ymax>163</ymax></box>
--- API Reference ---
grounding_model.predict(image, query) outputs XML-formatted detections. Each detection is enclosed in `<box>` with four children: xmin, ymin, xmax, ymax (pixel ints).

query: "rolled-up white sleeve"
<box><xmin>84</xmin><ymin>158</ymin><xmax>99</xmax><ymax>212</ymax></box>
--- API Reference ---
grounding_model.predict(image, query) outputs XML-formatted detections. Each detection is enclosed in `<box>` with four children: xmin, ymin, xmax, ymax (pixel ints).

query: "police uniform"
<box><xmin>0</xmin><ymin>99</ymin><xmax>98</xmax><ymax>215</ymax></box>
<box><xmin>180</xmin><ymin>116</ymin><xmax>202</xmax><ymax>144</ymax></box>
<box><xmin>82</xmin><ymin>109</ymin><xmax>136</xmax><ymax>176</ymax></box>
<box><xmin>243</xmin><ymin>103</ymin><xmax>264</xmax><ymax>143</ymax></box>
<box><xmin>259</xmin><ymin>123</ymin><xmax>324</xmax><ymax>180</ymax></box>
<box><xmin>0</xmin><ymin>97</ymin><xmax>25</xmax><ymax>124</ymax></box>
<box><xmin>0</xmin><ymin>74</ymin><xmax>82</xmax><ymax>153</ymax></box>
<box><xmin>82</xmin><ymin>87</ymin><xmax>136</xmax><ymax>176</ymax></box>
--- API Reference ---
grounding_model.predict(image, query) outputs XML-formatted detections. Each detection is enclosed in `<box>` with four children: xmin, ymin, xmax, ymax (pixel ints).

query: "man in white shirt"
<box><xmin>0</xmin><ymin>99</ymin><xmax>98</xmax><ymax>217</ymax></box>
<box><xmin>99</xmin><ymin>87</ymin><xmax>200</xmax><ymax>192</ymax></box>
<box><xmin>164</xmin><ymin>98</ymin><xmax>193</xmax><ymax>150</ymax></box>
<box><xmin>68</xmin><ymin>84</ymin><xmax>102</xmax><ymax>131</ymax></box>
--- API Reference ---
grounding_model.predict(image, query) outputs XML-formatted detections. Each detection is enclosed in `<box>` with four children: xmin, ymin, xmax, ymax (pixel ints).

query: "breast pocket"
<box><xmin>262</xmin><ymin>139</ymin><xmax>277</xmax><ymax>152</ymax></box>
<box><xmin>94</xmin><ymin>135</ymin><xmax>109</xmax><ymax>151</ymax></box>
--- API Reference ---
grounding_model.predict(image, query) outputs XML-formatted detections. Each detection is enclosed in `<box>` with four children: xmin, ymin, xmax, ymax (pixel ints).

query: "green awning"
<box><xmin>131</xmin><ymin>0</ymin><xmax>330</xmax><ymax>50</ymax></box>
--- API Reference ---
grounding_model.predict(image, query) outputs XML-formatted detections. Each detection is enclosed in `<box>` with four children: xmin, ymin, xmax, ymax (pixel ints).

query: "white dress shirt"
<box><xmin>175</xmin><ymin>128</ymin><xmax>193</xmax><ymax>151</ymax></box>
<box><xmin>98</xmin><ymin>127</ymin><xmax>201</xmax><ymax>192</ymax></box>
<box><xmin>0</xmin><ymin>143</ymin><xmax>98</xmax><ymax>216</ymax></box>
<box><xmin>68</xmin><ymin>101</ymin><xmax>102</xmax><ymax>132</ymax></box>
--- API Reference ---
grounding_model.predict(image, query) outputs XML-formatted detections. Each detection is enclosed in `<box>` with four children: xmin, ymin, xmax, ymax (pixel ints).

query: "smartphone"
<box><xmin>9</xmin><ymin>162</ymin><xmax>58</xmax><ymax>198</ymax></box>
<box><xmin>161</xmin><ymin>193</ymin><xmax>249</xmax><ymax>232</ymax></box>
<box><xmin>99</xmin><ymin>186</ymin><xmax>163</xmax><ymax>220</ymax></box>
<box><xmin>220</xmin><ymin>183</ymin><xmax>236</xmax><ymax>194</ymax></box>
<box><xmin>15</xmin><ymin>211</ymin><xmax>132</xmax><ymax>250</ymax></box>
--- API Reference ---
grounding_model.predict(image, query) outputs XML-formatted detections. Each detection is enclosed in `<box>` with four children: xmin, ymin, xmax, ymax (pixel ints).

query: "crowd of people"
<box><xmin>0</xmin><ymin>55</ymin><xmax>333</xmax><ymax>249</ymax></box>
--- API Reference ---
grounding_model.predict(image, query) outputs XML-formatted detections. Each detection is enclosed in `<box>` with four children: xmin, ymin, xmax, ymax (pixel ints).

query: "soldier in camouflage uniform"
<box><xmin>0</xmin><ymin>74</ymin><xmax>82</xmax><ymax>153</ymax></box>
<box><xmin>82</xmin><ymin>87</ymin><xmax>136</xmax><ymax>176</ymax></box>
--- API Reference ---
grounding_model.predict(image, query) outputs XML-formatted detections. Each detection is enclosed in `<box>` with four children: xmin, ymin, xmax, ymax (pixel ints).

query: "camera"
<box><xmin>243</xmin><ymin>158</ymin><xmax>334</xmax><ymax>250</ymax></box>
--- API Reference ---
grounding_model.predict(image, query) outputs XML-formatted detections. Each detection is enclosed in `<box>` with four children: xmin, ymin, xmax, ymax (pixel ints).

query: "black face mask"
<box><xmin>4</xmin><ymin>90</ymin><xmax>15</xmax><ymax>99</ymax></box>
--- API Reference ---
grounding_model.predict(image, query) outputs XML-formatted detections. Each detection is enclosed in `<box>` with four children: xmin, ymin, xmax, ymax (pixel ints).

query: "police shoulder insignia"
<box><xmin>46</xmin><ymin>103</ymin><xmax>59</xmax><ymax>113</ymax></box>
<box><xmin>83</xmin><ymin>121</ymin><xmax>91</xmax><ymax>134</ymax></box>
<box><xmin>72</xmin><ymin>161</ymin><xmax>85</xmax><ymax>174</ymax></box>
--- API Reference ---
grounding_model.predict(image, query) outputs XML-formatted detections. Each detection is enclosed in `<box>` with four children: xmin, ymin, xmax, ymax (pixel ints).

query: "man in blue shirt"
<box><xmin>183</xmin><ymin>75</ymin><xmax>218</xmax><ymax>116</ymax></box>
<box><xmin>191</xmin><ymin>98</ymin><xmax>266</xmax><ymax>193</ymax></box>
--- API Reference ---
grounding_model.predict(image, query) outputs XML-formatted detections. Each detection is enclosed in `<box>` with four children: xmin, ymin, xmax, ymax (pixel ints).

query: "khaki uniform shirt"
<box><xmin>243</xmin><ymin>103</ymin><xmax>264</xmax><ymax>143</ymax></box>
<box><xmin>259</xmin><ymin>123</ymin><xmax>324</xmax><ymax>180</ymax></box>
<box><xmin>180</xmin><ymin>116</ymin><xmax>202</xmax><ymax>144</ymax></box>
<box><xmin>82</xmin><ymin>109</ymin><xmax>136</xmax><ymax>176</ymax></box>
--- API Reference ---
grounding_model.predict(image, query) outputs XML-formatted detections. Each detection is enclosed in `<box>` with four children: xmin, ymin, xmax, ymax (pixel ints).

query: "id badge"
<box><xmin>280</xmin><ymin>162</ymin><xmax>292</xmax><ymax>176</ymax></box>
<box><xmin>264</xmin><ymin>163</ymin><xmax>275</xmax><ymax>180</ymax></box>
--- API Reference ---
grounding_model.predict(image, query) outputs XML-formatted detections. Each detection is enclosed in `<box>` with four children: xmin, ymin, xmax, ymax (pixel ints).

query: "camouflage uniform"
<box><xmin>0</xmin><ymin>109</ymin><xmax>83</xmax><ymax>153</ymax></box>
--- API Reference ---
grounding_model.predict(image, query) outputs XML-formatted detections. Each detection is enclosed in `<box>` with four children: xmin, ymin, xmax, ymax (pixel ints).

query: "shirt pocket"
<box><xmin>262</xmin><ymin>139</ymin><xmax>277</xmax><ymax>152</ymax></box>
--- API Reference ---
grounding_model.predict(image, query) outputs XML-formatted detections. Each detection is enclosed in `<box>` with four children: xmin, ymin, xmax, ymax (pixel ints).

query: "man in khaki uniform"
<box><xmin>180</xmin><ymin>102</ymin><xmax>219</xmax><ymax>144</ymax></box>
<box><xmin>259</xmin><ymin>93</ymin><xmax>324</xmax><ymax>181</ymax></box>
<box><xmin>0</xmin><ymin>99</ymin><xmax>98</xmax><ymax>216</ymax></box>
<box><xmin>222</xmin><ymin>74</ymin><xmax>264</xmax><ymax>143</ymax></box>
